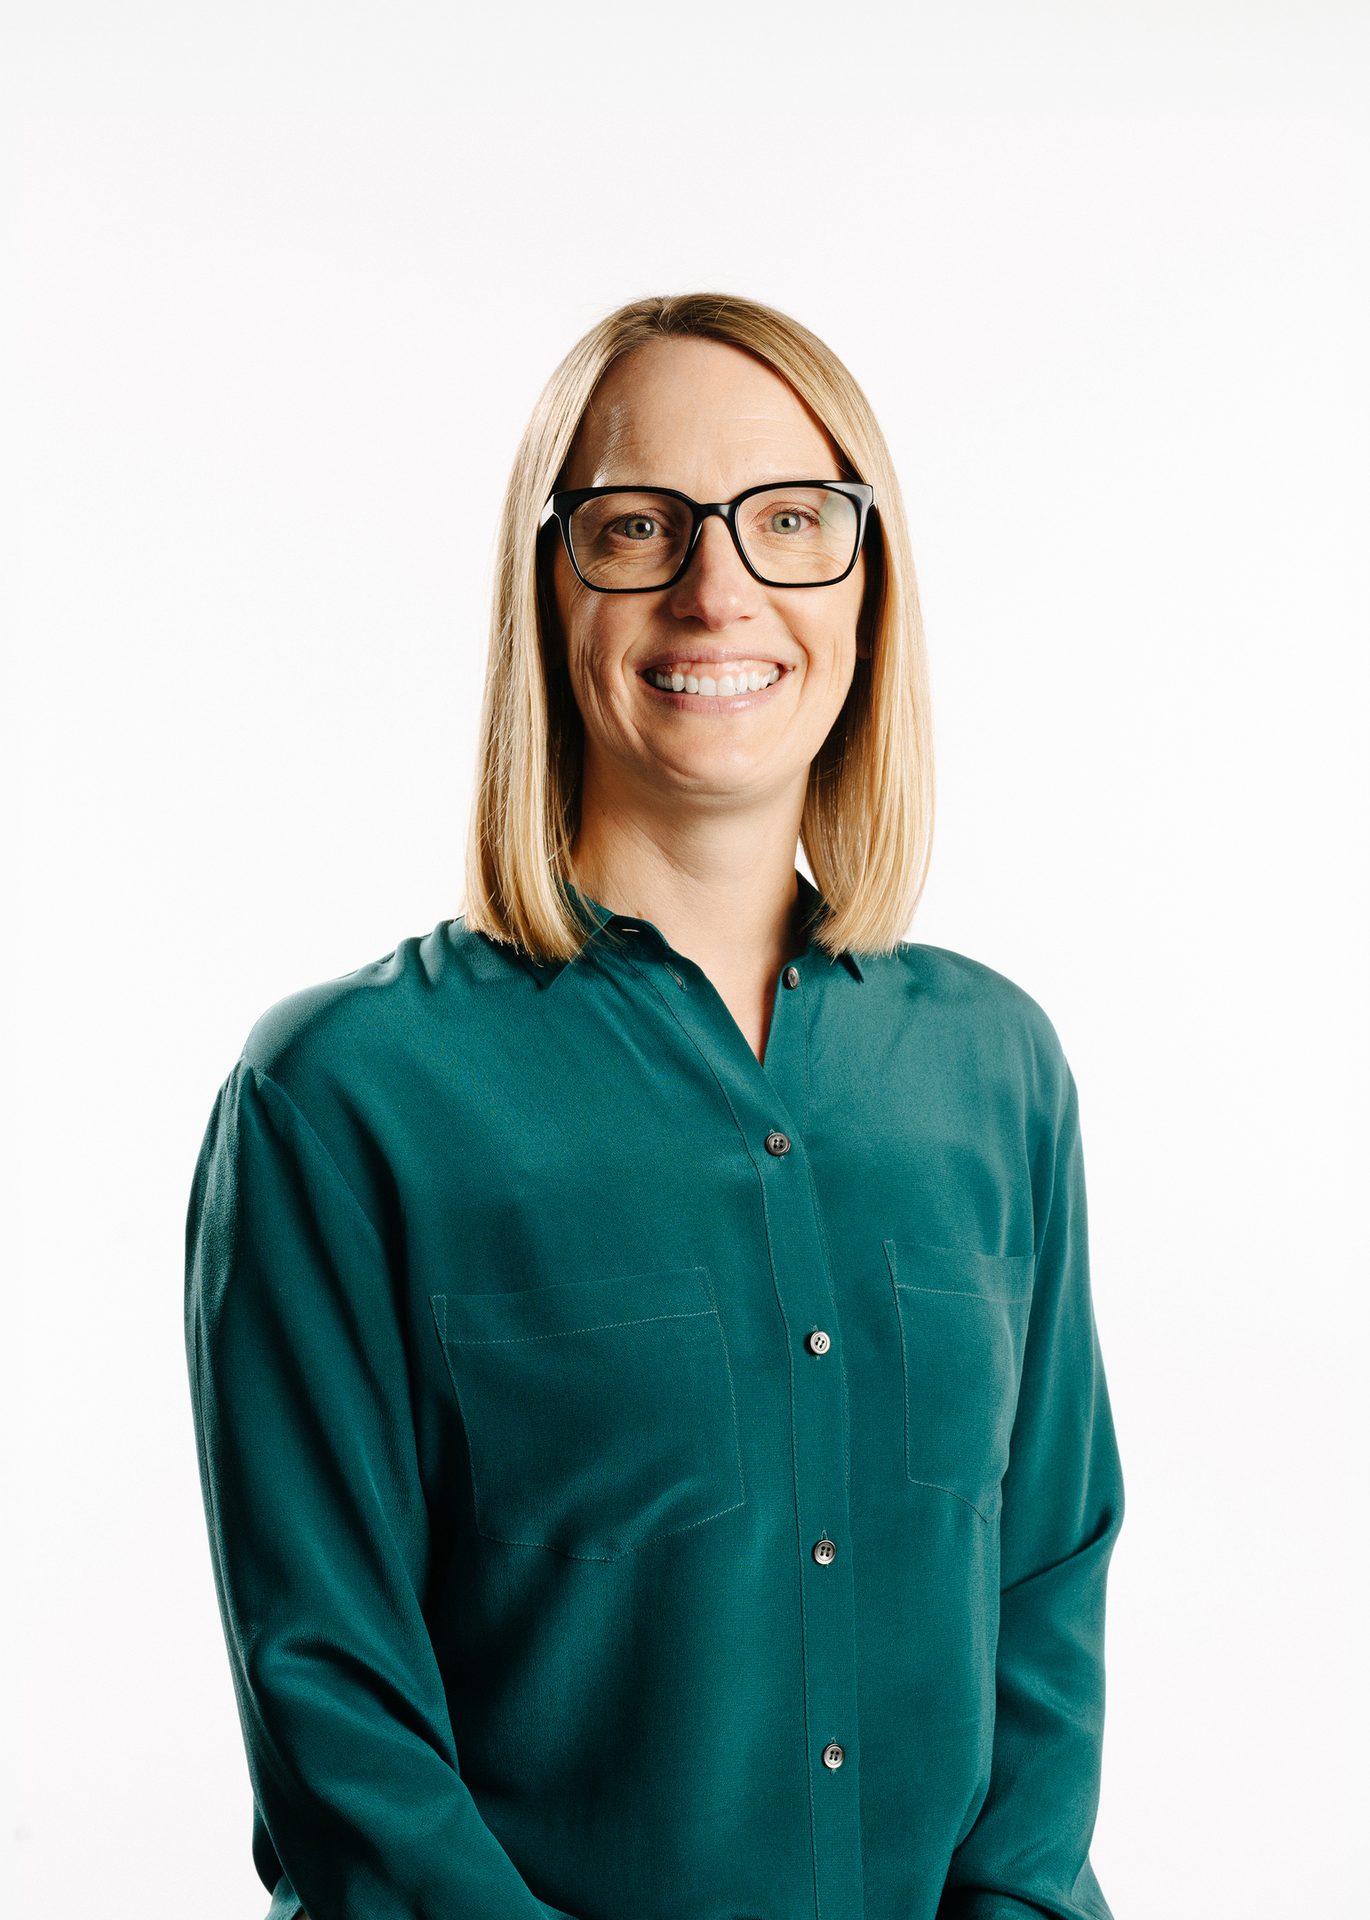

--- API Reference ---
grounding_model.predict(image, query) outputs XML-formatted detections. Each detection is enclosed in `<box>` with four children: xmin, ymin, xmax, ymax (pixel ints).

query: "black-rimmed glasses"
<box><xmin>538</xmin><ymin>480</ymin><xmax>876</xmax><ymax>593</ymax></box>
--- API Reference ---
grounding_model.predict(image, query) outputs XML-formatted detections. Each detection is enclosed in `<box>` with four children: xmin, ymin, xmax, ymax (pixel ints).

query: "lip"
<box><xmin>637</xmin><ymin>649</ymin><xmax>793</xmax><ymax>674</ymax></box>
<box><xmin>637</xmin><ymin>661</ymin><xmax>793</xmax><ymax>712</ymax></box>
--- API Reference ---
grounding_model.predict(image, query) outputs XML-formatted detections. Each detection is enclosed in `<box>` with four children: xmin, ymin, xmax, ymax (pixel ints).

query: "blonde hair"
<box><xmin>461</xmin><ymin>290</ymin><xmax>935</xmax><ymax>964</ymax></box>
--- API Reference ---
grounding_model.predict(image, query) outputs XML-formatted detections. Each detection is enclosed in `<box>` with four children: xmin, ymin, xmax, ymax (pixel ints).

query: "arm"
<box><xmin>185</xmin><ymin>1056</ymin><xmax>571</xmax><ymax>1920</ymax></box>
<box><xmin>938</xmin><ymin>1060</ymin><xmax>1126</xmax><ymax>1920</ymax></box>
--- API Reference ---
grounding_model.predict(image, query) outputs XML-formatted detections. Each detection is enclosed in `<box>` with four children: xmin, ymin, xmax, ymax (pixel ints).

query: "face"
<box><xmin>550</xmin><ymin>336</ymin><xmax>869</xmax><ymax>816</ymax></box>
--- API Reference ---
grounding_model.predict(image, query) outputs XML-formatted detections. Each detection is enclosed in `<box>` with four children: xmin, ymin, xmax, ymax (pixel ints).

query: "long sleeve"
<box><xmin>937</xmin><ymin>1061</ymin><xmax>1126</xmax><ymax>1920</ymax></box>
<box><xmin>184</xmin><ymin>1055</ymin><xmax>578</xmax><ymax>1920</ymax></box>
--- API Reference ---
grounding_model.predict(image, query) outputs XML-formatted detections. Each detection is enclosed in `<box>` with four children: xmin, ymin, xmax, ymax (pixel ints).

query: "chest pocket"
<box><xmin>430</xmin><ymin>1264</ymin><xmax>745</xmax><ymax>1560</ymax></box>
<box><xmin>883</xmin><ymin>1238</ymin><xmax>1036</xmax><ymax>1523</ymax></box>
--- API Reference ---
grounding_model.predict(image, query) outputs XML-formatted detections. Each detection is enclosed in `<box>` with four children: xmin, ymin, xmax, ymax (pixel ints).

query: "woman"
<box><xmin>185</xmin><ymin>291</ymin><xmax>1125</xmax><ymax>1920</ymax></box>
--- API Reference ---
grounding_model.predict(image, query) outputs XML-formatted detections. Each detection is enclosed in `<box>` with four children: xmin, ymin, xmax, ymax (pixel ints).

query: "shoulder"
<box><xmin>885</xmin><ymin>938</ymin><xmax>1075</xmax><ymax>1118</ymax></box>
<box><xmin>235</xmin><ymin>915</ymin><xmax>498</xmax><ymax>1116</ymax></box>
<box><xmin>207</xmin><ymin>917</ymin><xmax>503</xmax><ymax>1225</ymax></box>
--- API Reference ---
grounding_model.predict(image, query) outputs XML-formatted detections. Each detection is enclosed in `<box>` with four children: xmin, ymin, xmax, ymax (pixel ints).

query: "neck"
<box><xmin>568</xmin><ymin>829</ymin><xmax>807</xmax><ymax>979</ymax></box>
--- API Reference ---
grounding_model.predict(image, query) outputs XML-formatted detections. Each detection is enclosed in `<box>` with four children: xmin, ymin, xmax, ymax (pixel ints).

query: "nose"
<box><xmin>665</xmin><ymin>514</ymin><xmax>763</xmax><ymax>630</ymax></box>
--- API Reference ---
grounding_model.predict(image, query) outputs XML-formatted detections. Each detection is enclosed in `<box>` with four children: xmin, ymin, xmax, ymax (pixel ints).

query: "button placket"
<box><xmin>607</xmin><ymin>932</ymin><xmax>862</xmax><ymax>1905</ymax></box>
<box><xmin>753</xmin><ymin>1109</ymin><xmax>861</xmax><ymax>1905</ymax></box>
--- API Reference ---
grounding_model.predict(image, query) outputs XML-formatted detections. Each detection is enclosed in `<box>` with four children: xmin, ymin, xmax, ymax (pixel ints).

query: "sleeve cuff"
<box><xmin>265</xmin><ymin>1874</ymin><xmax>303</xmax><ymax>1920</ymax></box>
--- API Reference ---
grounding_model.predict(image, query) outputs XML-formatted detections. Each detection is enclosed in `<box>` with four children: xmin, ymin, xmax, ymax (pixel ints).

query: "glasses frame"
<box><xmin>538</xmin><ymin>479</ymin><xmax>877</xmax><ymax>594</ymax></box>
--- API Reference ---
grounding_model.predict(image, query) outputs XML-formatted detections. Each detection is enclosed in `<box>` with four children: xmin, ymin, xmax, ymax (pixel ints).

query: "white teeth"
<box><xmin>645</xmin><ymin>663</ymin><xmax>783</xmax><ymax>696</ymax></box>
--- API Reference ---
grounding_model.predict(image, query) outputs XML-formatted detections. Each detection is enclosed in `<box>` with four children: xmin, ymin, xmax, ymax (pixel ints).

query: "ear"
<box><xmin>536</xmin><ymin>525</ymin><xmax>568</xmax><ymax>664</ymax></box>
<box><xmin>855</xmin><ymin>589</ymin><xmax>876</xmax><ymax>661</ymax></box>
<box><xmin>854</xmin><ymin>521</ymin><xmax>884</xmax><ymax>662</ymax></box>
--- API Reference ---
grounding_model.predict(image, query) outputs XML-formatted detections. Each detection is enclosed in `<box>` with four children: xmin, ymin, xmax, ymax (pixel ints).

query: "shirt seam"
<box><xmin>246</xmin><ymin>1060</ymin><xmax>389</xmax><ymax>1256</ymax></box>
<box><xmin>793</xmin><ymin>969</ymin><xmax>853</xmax><ymax>1507</ymax></box>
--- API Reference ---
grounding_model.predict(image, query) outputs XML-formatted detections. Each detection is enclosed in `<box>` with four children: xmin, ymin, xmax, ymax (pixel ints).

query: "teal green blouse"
<box><xmin>184</xmin><ymin>870</ymin><xmax>1125</xmax><ymax>1920</ymax></box>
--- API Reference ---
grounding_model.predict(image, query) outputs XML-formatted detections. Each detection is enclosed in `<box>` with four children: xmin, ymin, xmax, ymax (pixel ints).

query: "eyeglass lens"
<box><xmin>567</xmin><ymin>487</ymin><xmax>859</xmax><ymax>589</ymax></box>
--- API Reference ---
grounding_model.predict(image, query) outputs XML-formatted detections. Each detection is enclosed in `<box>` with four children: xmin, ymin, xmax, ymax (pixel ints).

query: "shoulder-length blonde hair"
<box><xmin>461</xmin><ymin>290</ymin><xmax>934</xmax><ymax>964</ymax></box>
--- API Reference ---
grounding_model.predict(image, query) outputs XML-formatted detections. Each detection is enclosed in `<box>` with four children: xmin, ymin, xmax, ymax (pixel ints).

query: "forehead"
<box><xmin>565</xmin><ymin>336</ymin><xmax>839</xmax><ymax>489</ymax></box>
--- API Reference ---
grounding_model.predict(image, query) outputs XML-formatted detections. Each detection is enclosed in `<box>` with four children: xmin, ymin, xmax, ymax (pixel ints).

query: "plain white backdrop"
<box><xmin>4</xmin><ymin>3</ymin><xmax>1367</xmax><ymax>1915</ymax></box>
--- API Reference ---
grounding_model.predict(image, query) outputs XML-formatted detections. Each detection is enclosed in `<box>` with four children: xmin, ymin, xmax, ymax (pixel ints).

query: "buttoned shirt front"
<box><xmin>184</xmin><ymin>869</ymin><xmax>1125</xmax><ymax>1920</ymax></box>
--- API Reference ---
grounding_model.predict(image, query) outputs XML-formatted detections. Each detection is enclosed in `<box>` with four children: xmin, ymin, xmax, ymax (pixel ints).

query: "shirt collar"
<box><xmin>515</xmin><ymin>868</ymin><xmax>864</xmax><ymax>991</ymax></box>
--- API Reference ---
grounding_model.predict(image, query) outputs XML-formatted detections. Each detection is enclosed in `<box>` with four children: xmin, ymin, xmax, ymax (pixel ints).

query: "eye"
<box><xmin>757</xmin><ymin>503</ymin><xmax>823</xmax><ymax>538</ymax></box>
<box><xmin>615</xmin><ymin>515</ymin><xmax>660</xmax><ymax>542</ymax></box>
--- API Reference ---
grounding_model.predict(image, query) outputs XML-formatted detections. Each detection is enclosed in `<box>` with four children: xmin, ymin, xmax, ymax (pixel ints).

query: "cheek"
<box><xmin>557</xmin><ymin>584</ymin><xmax>643</xmax><ymax>695</ymax></box>
<box><xmin>791</xmin><ymin>588</ymin><xmax>863</xmax><ymax>675</ymax></box>
<box><xmin>552</xmin><ymin>559</ymin><xmax>599</xmax><ymax>669</ymax></box>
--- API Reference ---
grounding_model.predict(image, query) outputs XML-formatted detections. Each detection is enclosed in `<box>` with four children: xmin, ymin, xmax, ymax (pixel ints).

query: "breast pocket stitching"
<box><xmin>883</xmin><ymin>1238</ymin><xmax>1035</xmax><ymax>1524</ymax></box>
<box><xmin>430</xmin><ymin>1264</ymin><xmax>745</xmax><ymax>1560</ymax></box>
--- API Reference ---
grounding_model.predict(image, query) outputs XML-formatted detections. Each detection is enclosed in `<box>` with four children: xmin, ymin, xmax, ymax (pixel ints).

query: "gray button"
<box><xmin>765</xmin><ymin>1130</ymin><xmax>790</xmax><ymax>1156</ymax></box>
<box><xmin>806</xmin><ymin>1328</ymin><xmax>831</xmax><ymax>1355</ymax></box>
<box><xmin>822</xmin><ymin>1741</ymin><xmax>845</xmax><ymax>1769</ymax></box>
<box><xmin>783</xmin><ymin>965</ymin><xmax>800</xmax><ymax>988</ymax></box>
<box><xmin>812</xmin><ymin>1536</ymin><xmax>837</xmax><ymax>1565</ymax></box>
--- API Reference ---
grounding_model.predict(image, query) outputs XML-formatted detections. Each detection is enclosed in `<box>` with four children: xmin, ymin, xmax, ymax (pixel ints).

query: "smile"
<box><xmin>639</xmin><ymin>661</ymin><xmax>790</xmax><ymax>704</ymax></box>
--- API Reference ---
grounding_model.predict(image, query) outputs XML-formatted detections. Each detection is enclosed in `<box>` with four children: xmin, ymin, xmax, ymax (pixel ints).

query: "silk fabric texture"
<box><xmin>184</xmin><ymin>870</ymin><xmax>1125</xmax><ymax>1920</ymax></box>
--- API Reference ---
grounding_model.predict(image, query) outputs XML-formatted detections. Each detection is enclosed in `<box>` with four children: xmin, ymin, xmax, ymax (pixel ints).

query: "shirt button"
<box><xmin>783</xmin><ymin>965</ymin><xmax>800</xmax><ymax>988</ymax></box>
<box><xmin>822</xmin><ymin>1742</ymin><xmax>845</xmax><ymax>1769</ymax></box>
<box><xmin>764</xmin><ymin>1130</ymin><xmax>790</xmax><ymax>1155</ymax></box>
<box><xmin>812</xmin><ymin>1535</ymin><xmax>837</xmax><ymax>1565</ymax></box>
<box><xmin>806</xmin><ymin>1328</ymin><xmax>831</xmax><ymax>1355</ymax></box>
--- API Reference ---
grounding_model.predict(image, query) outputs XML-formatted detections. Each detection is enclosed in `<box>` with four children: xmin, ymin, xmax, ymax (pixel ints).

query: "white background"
<box><xmin>4</xmin><ymin>4</ymin><xmax>1367</xmax><ymax>1915</ymax></box>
